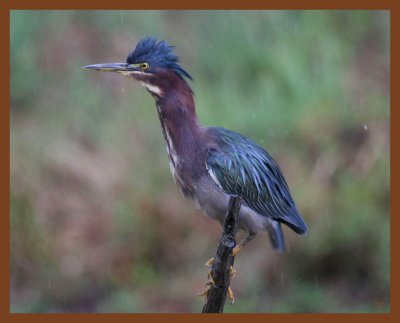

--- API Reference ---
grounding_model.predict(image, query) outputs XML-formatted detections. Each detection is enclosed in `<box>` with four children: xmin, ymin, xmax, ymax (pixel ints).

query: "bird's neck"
<box><xmin>155</xmin><ymin>92</ymin><xmax>201</xmax><ymax>153</ymax></box>
<box><xmin>151</xmin><ymin>76</ymin><xmax>204</xmax><ymax>195</ymax></box>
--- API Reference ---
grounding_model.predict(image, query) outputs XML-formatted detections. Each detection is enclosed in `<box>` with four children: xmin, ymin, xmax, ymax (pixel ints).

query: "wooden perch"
<box><xmin>201</xmin><ymin>195</ymin><xmax>242</xmax><ymax>313</ymax></box>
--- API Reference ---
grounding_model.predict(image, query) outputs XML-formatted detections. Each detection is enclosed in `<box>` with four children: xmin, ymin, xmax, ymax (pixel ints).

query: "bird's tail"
<box><xmin>266</xmin><ymin>220</ymin><xmax>285</xmax><ymax>253</ymax></box>
<box><xmin>281</xmin><ymin>208</ymin><xmax>308</xmax><ymax>235</ymax></box>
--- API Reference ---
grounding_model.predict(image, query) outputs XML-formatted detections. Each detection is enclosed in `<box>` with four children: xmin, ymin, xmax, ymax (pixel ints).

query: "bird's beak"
<box><xmin>83</xmin><ymin>62</ymin><xmax>139</xmax><ymax>73</ymax></box>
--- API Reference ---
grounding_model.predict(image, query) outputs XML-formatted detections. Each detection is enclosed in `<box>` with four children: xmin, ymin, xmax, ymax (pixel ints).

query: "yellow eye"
<box><xmin>140</xmin><ymin>62</ymin><xmax>149</xmax><ymax>70</ymax></box>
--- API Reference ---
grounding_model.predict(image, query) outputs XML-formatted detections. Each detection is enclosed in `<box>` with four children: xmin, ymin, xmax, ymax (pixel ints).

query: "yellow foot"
<box><xmin>198</xmin><ymin>271</ymin><xmax>216</xmax><ymax>301</ymax></box>
<box><xmin>229</xmin><ymin>265</ymin><xmax>236</xmax><ymax>279</ymax></box>
<box><xmin>232</xmin><ymin>245</ymin><xmax>243</xmax><ymax>257</ymax></box>
<box><xmin>198</xmin><ymin>279</ymin><xmax>235</xmax><ymax>304</ymax></box>
<box><xmin>227</xmin><ymin>266</ymin><xmax>236</xmax><ymax>304</ymax></box>
<box><xmin>227</xmin><ymin>287</ymin><xmax>235</xmax><ymax>304</ymax></box>
<box><xmin>205</xmin><ymin>257</ymin><xmax>215</xmax><ymax>267</ymax></box>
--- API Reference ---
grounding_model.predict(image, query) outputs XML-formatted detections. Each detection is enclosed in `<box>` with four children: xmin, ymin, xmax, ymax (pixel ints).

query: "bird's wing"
<box><xmin>205</xmin><ymin>127</ymin><xmax>307</xmax><ymax>235</ymax></box>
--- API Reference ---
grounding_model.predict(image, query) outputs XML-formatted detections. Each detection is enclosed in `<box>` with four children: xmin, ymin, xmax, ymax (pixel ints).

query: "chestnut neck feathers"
<box><xmin>136</xmin><ymin>70</ymin><xmax>204</xmax><ymax>196</ymax></box>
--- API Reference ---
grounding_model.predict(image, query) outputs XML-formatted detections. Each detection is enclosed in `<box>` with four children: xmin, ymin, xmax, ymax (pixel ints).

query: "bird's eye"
<box><xmin>140</xmin><ymin>62</ymin><xmax>149</xmax><ymax>70</ymax></box>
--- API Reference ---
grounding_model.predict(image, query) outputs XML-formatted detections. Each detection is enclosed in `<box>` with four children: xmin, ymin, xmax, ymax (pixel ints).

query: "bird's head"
<box><xmin>84</xmin><ymin>37</ymin><xmax>192</xmax><ymax>97</ymax></box>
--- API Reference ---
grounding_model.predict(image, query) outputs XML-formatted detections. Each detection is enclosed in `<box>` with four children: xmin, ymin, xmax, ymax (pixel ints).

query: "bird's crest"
<box><xmin>127</xmin><ymin>37</ymin><xmax>192</xmax><ymax>80</ymax></box>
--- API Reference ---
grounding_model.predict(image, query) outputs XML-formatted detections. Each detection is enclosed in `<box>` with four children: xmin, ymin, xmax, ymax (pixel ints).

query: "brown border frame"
<box><xmin>1</xmin><ymin>0</ymin><xmax>398</xmax><ymax>322</ymax></box>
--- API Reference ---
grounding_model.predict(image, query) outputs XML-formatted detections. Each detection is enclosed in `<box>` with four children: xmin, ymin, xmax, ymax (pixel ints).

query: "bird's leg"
<box><xmin>206</xmin><ymin>233</ymin><xmax>255</xmax><ymax>269</ymax></box>
<box><xmin>202</xmin><ymin>257</ymin><xmax>235</xmax><ymax>304</ymax></box>
<box><xmin>202</xmin><ymin>257</ymin><xmax>236</xmax><ymax>303</ymax></box>
<box><xmin>222</xmin><ymin>233</ymin><xmax>255</xmax><ymax>304</ymax></box>
<box><xmin>232</xmin><ymin>232</ymin><xmax>256</xmax><ymax>256</ymax></box>
<box><xmin>199</xmin><ymin>269</ymin><xmax>235</xmax><ymax>304</ymax></box>
<box><xmin>202</xmin><ymin>233</ymin><xmax>255</xmax><ymax>302</ymax></box>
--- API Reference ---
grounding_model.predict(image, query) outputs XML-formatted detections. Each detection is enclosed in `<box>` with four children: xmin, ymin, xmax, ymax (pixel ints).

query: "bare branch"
<box><xmin>202</xmin><ymin>195</ymin><xmax>241</xmax><ymax>313</ymax></box>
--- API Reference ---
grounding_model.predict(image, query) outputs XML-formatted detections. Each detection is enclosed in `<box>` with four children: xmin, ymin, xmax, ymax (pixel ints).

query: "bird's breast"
<box><xmin>163</xmin><ymin>128</ymin><xmax>195</xmax><ymax>197</ymax></box>
<box><xmin>191</xmin><ymin>175</ymin><xmax>268</xmax><ymax>233</ymax></box>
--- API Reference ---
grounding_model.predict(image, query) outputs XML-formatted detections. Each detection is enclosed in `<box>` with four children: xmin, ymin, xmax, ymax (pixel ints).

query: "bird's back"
<box><xmin>205</xmin><ymin>126</ymin><xmax>307</xmax><ymax>235</ymax></box>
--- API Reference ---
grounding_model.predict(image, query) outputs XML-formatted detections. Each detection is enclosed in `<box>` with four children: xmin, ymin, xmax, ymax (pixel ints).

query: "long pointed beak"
<box><xmin>83</xmin><ymin>62</ymin><xmax>136</xmax><ymax>73</ymax></box>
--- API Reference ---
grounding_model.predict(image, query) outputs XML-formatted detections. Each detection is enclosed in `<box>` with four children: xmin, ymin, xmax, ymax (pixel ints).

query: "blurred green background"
<box><xmin>10</xmin><ymin>10</ymin><xmax>390</xmax><ymax>313</ymax></box>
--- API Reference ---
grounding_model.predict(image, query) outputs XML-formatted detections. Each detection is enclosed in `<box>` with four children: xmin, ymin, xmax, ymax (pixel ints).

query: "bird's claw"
<box><xmin>198</xmin><ymin>274</ymin><xmax>235</xmax><ymax>304</ymax></box>
<box><xmin>198</xmin><ymin>271</ymin><xmax>216</xmax><ymax>300</ymax></box>
<box><xmin>201</xmin><ymin>257</ymin><xmax>235</xmax><ymax>304</ymax></box>
<box><xmin>205</xmin><ymin>257</ymin><xmax>215</xmax><ymax>267</ymax></box>
<box><xmin>227</xmin><ymin>287</ymin><xmax>235</xmax><ymax>304</ymax></box>
<box><xmin>232</xmin><ymin>245</ymin><xmax>242</xmax><ymax>257</ymax></box>
<box><xmin>229</xmin><ymin>265</ymin><xmax>236</xmax><ymax>279</ymax></box>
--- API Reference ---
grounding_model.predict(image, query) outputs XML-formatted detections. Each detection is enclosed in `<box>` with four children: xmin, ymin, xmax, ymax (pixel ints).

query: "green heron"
<box><xmin>84</xmin><ymin>37</ymin><xmax>307</xmax><ymax>256</ymax></box>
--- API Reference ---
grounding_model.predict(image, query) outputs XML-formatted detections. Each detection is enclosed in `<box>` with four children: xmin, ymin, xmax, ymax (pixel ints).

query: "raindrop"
<box><xmin>252</xmin><ymin>113</ymin><xmax>256</xmax><ymax>118</ymax></box>
<box><xmin>363</xmin><ymin>124</ymin><xmax>368</xmax><ymax>131</ymax></box>
<box><xmin>121</xmin><ymin>88</ymin><xmax>125</xmax><ymax>93</ymax></box>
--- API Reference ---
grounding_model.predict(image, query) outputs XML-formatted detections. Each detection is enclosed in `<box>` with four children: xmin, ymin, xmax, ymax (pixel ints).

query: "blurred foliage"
<box><xmin>10</xmin><ymin>10</ymin><xmax>389</xmax><ymax>313</ymax></box>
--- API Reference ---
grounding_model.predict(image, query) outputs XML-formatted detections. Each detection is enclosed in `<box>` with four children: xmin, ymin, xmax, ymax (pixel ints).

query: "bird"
<box><xmin>84</xmin><ymin>37</ymin><xmax>307</xmax><ymax>256</ymax></box>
